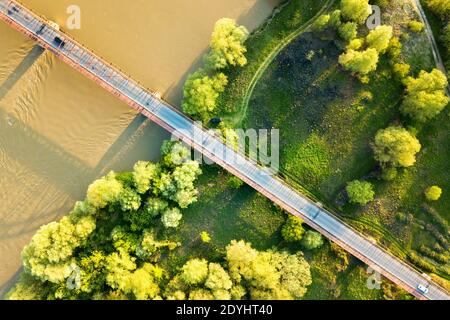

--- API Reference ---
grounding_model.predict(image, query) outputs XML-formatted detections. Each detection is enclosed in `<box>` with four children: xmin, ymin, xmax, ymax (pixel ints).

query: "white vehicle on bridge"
<box><xmin>417</xmin><ymin>284</ymin><xmax>429</xmax><ymax>295</ymax></box>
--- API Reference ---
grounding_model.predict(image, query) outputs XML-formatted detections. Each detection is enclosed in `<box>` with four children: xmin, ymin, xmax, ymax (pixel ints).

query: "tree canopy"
<box><xmin>339</xmin><ymin>48</ymin><xmax>379</xmax><ymax>75</ymax></box>
<box><xmin>400</xmin><ymin>69</ymin><xmax>449</xmax><ymax>122</ymax></box>
<box><xmin>346</xmin><ymin>180</ymin><xmax>375</xmax><ymax>205</ymax></box>
<box><xmin>366</xmin><ymin>25</ymin><xmax>393</xmax><ymax>53</ymax></box>
<box><xmin>204</xmin><ymin>18</ymin><xmax>249</xmax><ymax>70</ymax></box>
<box><xmin>372</xmin><ymin>126</ymin><xmax>422</xmax><ymax>168</ymax></box>
<box><xmin>182</xmin><ymin>69</ymin><xmax>228</xmax><ymax>121</ymax></box>
<box><xmin>281</xmin><ymin>216</ymin><xmax>305</xmax><ymax>242</ymax></box>
<box><xmin>341</xmin><ymin>0</ymin><xmax>372</xmax><ymax>24</ymax></box>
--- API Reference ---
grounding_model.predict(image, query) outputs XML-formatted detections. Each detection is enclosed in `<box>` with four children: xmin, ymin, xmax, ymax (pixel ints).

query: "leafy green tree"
<box><xmin>124</xmin><ymin>198</ymin><xmax>168</xmax><ymax>231</ymax></box>
<box><xmin>225</xmin><ymin>241</ymin><xmax>311</xmax><ymax>300</ymax></box>
<box><xmin>119</xmin><ymin>188</ymin><xmax>141</xmax><ymax>212</ymax></box>
<box><xmin>205</xmin><ymin>263</ymin><xmax>232</xmax><ymax>291</ymax></box>
<box><xmin>338</xmin><ymin>22</ymin><xmax>358</xmax><ymax>41</ymax></box>
<box><xmin>281</xmin><ymin>216</ymin><xmax>305</xmax><ymax>242</ymax></box>
<box><xmin>425</xmin><ymin>186</ymin><xmax>442</xmax><ymax>201</ymax></box>
<box><xmin>204</xmin><ymin>18</ymin><xmax>249</xmax><ymax>70</ymax></box>
<box><xmin>22</xmin><ymin>214</ymin><xmax>96</xmax><ymax>283</ymax></box>
<box><xmin>161</xmin><ymin>141</ymin><xmax>190</xmax><ymax>168</ymax></box>
<box><xmin>339</xmin><ymin>48</ymin><xmax>379</xmax><ymax>74</ymax></box>
<box><xmin>341</xmin><ymin>0</ymin><xmax>371</xmax><ymax>24</ymax></box>
<box><xmin>313</xmin><ymin>14</ymin><xmax>330</xmax><ymax>31</ymax></box>
<box><xmin>347</xmin><ymin>38</ymin><xmax>364</xmax><ymax>50</ymax></box>
<box><xmin>388</xmin><ymin>36</ymin><xmax>402</xmax><ymax>59</ymax></box>
<box><xmin>161</xmin><ymin>208</ymin><xmax>183</xmax><ymax>228</ymax></box>
<box><xmin>400</xmin><ymin>69</ymin><xmax>449</xmax><ymax>122</ymax></box>
<box><xmin>381</xmin><ymin>167</ymin><xmax>398</xmax><ymax>181</ymax></box>
<box><xmin>86</xmin><ymin>172</ymin><xmax>123</xmax><ymax>209</ymax></box>
<box><xmin>372</xmin><ymin>126</ymin><xmax>421</xmax><ymax>168</ymax></box>
<box><xmin>346</xmin><ymin>180</ymin><xmax>375</xmax><ymax>205</ymax></box>
<box><xmin>329</xmin><ymin>10</ymin><xmax>342</xmax><ymax>28</ymax></box>
<box><xmin>301</xmin><ymin>231</ymin><xmax>324</xmax><ymax>250</ymax></box>
<box><xmin>133</xmin><ymin>161</ymin><xmax>159</xmax><ymax>194</ymax></box>
<box><xmin>111</xmin><ymin>226</ymin><xmax>139</xmax><ymax>253</ymax></box>
<box><xmin>393</xmin><ymin>63</ymin><xmax>411</xmax><ymax>79</ymax></box>
<box><xmin>366</xmin><ymin>25</ymin><xmax>393</xmax><ymax>53</ymax></box>
<box><xmin>180</xmin><ymin>259</ymin><xmax>209</xmax><ymax>285</ymax></box>
<box><xmin>78</xmin><ymin>251</ymin><xmax>107</xmax><ymax>294</ymax></box>
<box><xmin>182</xmin><ymin>69</ymin><xmax>228</xmax><ymax>121</ymax></box>
<box><xmin>6</xmin><ymin>273</ymin><xmax>50</xmax><ymax>300</ymax></box>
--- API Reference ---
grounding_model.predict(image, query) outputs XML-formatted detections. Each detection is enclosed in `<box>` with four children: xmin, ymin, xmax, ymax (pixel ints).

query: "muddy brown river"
<box><xmin>0</xmin><ymin>0</ymin><xmax>279</xmax><ymax>296</ymax></box>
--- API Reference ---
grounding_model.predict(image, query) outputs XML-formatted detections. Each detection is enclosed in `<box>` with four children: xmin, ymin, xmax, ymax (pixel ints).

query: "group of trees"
<box><xmin>163</xmin><ymin>240</ymin><xmax>312</xmax><ymax>300</ymax></box>
<box><xmin>183</xmin><ymin>18</ymin><xmax>248</xmax><ymax>122</ymax></box>
<box><xmin>313</xmin><ymin>0</ymin><xmax>396</xmax><ymax>82</ymax></box>
<box><xmin>7</xmin><ymin>141</ymin><xmax>204</xmax><ymax>300</ymax></box>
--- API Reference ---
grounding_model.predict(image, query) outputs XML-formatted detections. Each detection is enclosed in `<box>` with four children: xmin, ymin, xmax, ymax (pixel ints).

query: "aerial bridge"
<box><xmin>1</xmin><ymin>0</ymin><xmax>449</xmax><ymax>300</ymax></box>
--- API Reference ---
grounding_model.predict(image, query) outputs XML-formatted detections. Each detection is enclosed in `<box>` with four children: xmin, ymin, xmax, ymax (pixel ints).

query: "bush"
<box><xmin>301</xmin><ymin>231</ymin><xmax>324</xmax><ymax>250</ymax></box>
<box><xmin>281</xmin><ymin>216</ymin><xmax>305</xmax><ymax>242</ymax></box>
<box><xmin>338</xmin><ymin>22</ymin><xmax>358</xmax><ymax>41</ymax></box>
<box><xmin>339</xmin><ymin>48</ymin><xmax>379</xmax><ymax>75</ymax></box>
<box><xmin>408</xmin><ymin>21</ymin><xmax>424</xmax><ymax>33</ymax></box>
<box><xmin>425</xmin><ymin>186</ymin><xmax>443</xmax><ymax>201</ymax></box>
<box><xmin>228</xmin><ymin>176</ymin><xmax>244</xmax><ymax>189</ymax></box>
<box><xmin>346</xmin><ymin>180</ymin><xmax>375</xmax><ymax>205</ymax></box>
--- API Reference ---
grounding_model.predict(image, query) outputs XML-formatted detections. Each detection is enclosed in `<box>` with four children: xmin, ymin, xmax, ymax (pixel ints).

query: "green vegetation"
<box><xmin>346</xmin><ymin>180</ymin><xmax>375</xmax><ymax>206</ymax></box>
<box><xmin>400</xmin><ymin>69</ymin><xmax>449</xmax><ymax>123</ymax></box>
<box><xmin>215</xmin><ymin>0</ymin><xmax>450</xmax><ymax>285</ymax></box>
<box><xmin>372</xmin><ymin>126</ymin><xmax>422</xmax><ymax>168</ymax></box>
<box><xmin>281</xmin><ymin>216</ymin><xmax>305</xmax><ymax>243</ymax></box>
<box><xmin>425</xmin><ymin>185</ymin><xmax>443</xmax><ymax>201</ymax></box>
<box><xmin>301</xmin><ymin>231</ymin><xmax>324</xmax><ymax>250</ymax></box>
<box><xmin>182</xmin><ymin>69</ymin><xmax>228</xmax><ymax>122</ymax></box>
<box><xmin>422</xmin><ymin>0</ymin><xmax>450</xmax><ymax>69</ymax></box>
<box><xmin>205</xmin><ymin>18</ymin><xmax>249</xmax><ymax>71</ymax></box>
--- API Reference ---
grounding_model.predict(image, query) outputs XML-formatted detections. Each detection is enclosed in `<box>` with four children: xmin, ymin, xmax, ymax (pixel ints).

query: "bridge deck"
<box><xmin>1</xmin><ymin>0</ymin><xmax>449</xmax><ymax>300</ymax></box>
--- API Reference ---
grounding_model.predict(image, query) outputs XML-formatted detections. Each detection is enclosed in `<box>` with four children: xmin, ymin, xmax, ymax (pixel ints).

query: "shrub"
<box><xmin>346</xmin><ymin>180</ymin><xmax>375</xmax><ymax>205</ymax></box>
<box><xmin>228</xmin><ymin>176</ymin><xmax>244</xmax><ymax>189</ymax></box>
<box><xmin>408</xmin><ymin>21</ymin><xmax>424</xmax><ymax>33</ymax></box>
<box><xmin>281</xmin><ymin>216</ymin><xmax>305</xmax><ymax>242</ymax></box>
<box><xmin>425</xmin><ymin>186</ymin><xmax>443</xmax><ymax>201</ymax></box>
<box><xmin>339</xmin><ymin>48</ymin><xmax>379</xmax><ymax>75</ymax></box>
<box><xmin>301</xmin><ymin>231</ymin><xmax>324</xmax><ymax>250</ymax></box>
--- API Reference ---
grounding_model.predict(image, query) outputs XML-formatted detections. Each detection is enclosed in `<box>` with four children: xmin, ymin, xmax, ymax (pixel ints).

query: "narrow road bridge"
<box><xmin>1</xmin><ymin>0</ymin><xmax>449</xmax><ymax>300</ymax></box>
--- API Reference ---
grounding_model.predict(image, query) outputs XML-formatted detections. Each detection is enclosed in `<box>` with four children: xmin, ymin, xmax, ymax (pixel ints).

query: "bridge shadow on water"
<box><xmin>0</xmin><ymin>45</ymin><xmax>44</xmax><ymax>101</ymax></box>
